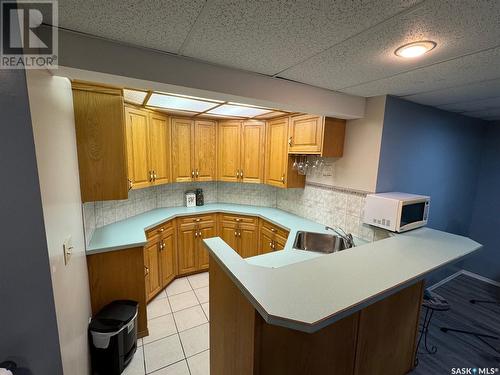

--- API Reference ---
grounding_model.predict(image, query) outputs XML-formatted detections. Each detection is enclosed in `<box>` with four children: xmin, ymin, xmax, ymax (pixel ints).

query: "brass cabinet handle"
<box><xmin>196</xmin><ymin>169</ymin><xmax>199</xmax><ymax>178</ymax></box>
<box><xmin>128</xmin><ymin>179</ymin><xmax>133</xmax><ymax>191</ymax></box>
<box><xmin>191</xmin><ymin>170</ymin><xmax>195</xmax><ymax>178</ymax></box>
<box><xmin>269</xmin><ymin>241</ymin><xmax>273</xmax><ymax>248</ymax></box>
<box><xmin>158</xmin><ymin>228</ymin><xmax>164</xmax><ymax>233</ymax></box>
<box><xmin>288</xmin><ymin>137</ymin><xmax>293</xmax><ymax>146</ymax></box>
<box><xmin>153</xmin><ymin>170</ymin><xmax>157</xmax><ymax>181</ymax></box>
<box><xmin>144</xmin><ymin>266</ymin><xmax>149</xmax><ymax>276</ymax></box>
<box><xmin>162</xmin><ymin>240</ymin><xmax>165</xmax><ymax>250</ymax></box>
<box><xmin>281</xmin><ymin>174</ymin><xmax>285</xmax><ymax>183</ymax></box>
<box><xmin>198</xmin><ymin>231</ymin><xmax>202</xmax><ymax>238</ymax></box>
<box><xmin>271</xmin><ymin>228</ymin><xmax>276</xmax><ymax>233</ymax></box>
<box><xmin>234</xmin><ymin>231</ymin><xmax>238</xmax><ymax>236</ymax></box>
<box><xmin>235</xmin><ymin>218</ymin><xmax>241</xmax><ymax>222</ymax></box>
<box><xmin>240</xmin><ymin>170</ymin><xmax>243</xmax><ymax>178</ymax></box>
<box><xmin>194</xmin><ymin>231</ymin><xmax>198</xmax><ymax>238</ymax></box>
<box><xmin>195</xmin><ymin>218</ymin><xmax>201</xmax><ymax>222</ymax></box>
<box><xmin>238</xmin><ymin>232</ymin><xmax>241</xmax><ymax>237</ymax></box>
<box><xmin>149</xmin><ymin>170</ymin><xmax>154</xmax><ymax>182</ymax></box>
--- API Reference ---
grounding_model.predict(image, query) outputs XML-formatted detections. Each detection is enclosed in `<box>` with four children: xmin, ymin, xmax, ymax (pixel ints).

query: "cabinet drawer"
<box><xmin>261</xmin><ymin>219</ymin><xmax>289</xmax><ymax>239</ymax></box>
<box><xmin>178</xmin><ymin>214</ymin><xmax>216</xmax><ymax>225</ymax></box>
<box><xmin>220</xmin><ymin>214</ymin><xmax>257</xmax><ymax>225</ymax></box>
<box><xmin>146</xmin><ymin>220</ymin><xmax>174</xmax><ymax>239</ymax></box>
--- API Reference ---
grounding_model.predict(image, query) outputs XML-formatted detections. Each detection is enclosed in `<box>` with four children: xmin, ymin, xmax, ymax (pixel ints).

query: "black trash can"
<box><xmin>89</xmin><ymin>300</ymin><xmax>138</xmax><ymax>375</ymax></box>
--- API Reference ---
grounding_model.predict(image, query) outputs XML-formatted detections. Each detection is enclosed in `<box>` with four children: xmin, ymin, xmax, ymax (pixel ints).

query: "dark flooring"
<box><xmin>411</xmin><ymin>274</ymin><xmax>500</xmax><ymax>374</ymax></box>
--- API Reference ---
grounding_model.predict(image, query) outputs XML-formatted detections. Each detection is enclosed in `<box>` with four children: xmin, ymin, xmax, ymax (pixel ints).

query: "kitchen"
<box><xmin>1</xmin><ymin>1</ymin><xmax>500</xmax><ymax>375</ymax></box>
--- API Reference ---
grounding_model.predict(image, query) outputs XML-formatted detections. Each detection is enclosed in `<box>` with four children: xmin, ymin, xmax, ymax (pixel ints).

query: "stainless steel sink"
<box><xmin>293</xmin><ymin>231</ymin><xmax>352</xmax><ymax>253</ymax></box>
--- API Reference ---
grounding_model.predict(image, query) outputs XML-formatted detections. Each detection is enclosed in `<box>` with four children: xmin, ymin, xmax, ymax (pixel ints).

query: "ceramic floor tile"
<box><xmin>143</xmin><ymin>314</ymin><xmax>177</xmax><ymax>345</ymax></box>
<box><xmin>179</xmin><ymin>323</ymin><xmax>209</xmax><ymax>357</ymax></box>
<box><xmin>137</xmin><ymin>338</ymin><xmax>143</xmax><ymax>347</ymax></box>
<box><xmin>149</xmin><ymin>360</ymin><xmax>190</xmax><ymax>375</ymax></box>
<box><xmin>148</xmin><ymin>297</ymin><xmax>172</xmax><ymax>319</ymax></box>
<box><xmin>165</xmin><ymin>278</ymin><xmax>192</xmax><ymax>296</ymax></box>
<box><xmin>201</xmin><ymin>303</ymin><xmax>209</xmax><ymax>320</ymax></box>
<box><xmin>187</xmin><ymin>272</ymin><xmax>209</xmax><ymax>289</ymax></box>
<box><xmin>123</xmin><ymin>347</ymin><xmax>145</xmax><ymax>375</ymax></box>
<box><xmin>144</xmin><ymin>335</ymin><xmax>185</xmax><ymax>374</ymax></box>
<box><xmin>168</xmin><ymin>290</ymin><xmax>199</xmax><ymax>312</ymax></box>
<box><xmin>193</xmin><ymin>287</ymin><xmax>209</xmax><ymax>304</ymax></box>
<box><xmin>173</xmin><ymin>305</ymin><xmax>208</xmax><ymax>332</ymax></box>
<box><xmin>151</xmin><ymin>289</ymin><xmax>167</xmax><ymax>301</ymax></box>
<box><xmin>187</xmin><ymin>350</ymin><xmax>210</xmax><ymax>375</ymax></box>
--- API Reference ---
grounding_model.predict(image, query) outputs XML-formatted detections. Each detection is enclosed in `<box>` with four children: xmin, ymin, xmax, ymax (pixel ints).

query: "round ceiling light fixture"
<box><xmin>394</xmin><ymin>40</ymin><xmax>437</xmax><ymax>58</ymax></box>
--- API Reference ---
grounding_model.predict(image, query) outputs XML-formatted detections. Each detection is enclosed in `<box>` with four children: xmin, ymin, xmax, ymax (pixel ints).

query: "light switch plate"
<box><xmin>63</xmin><ymin>236</ymin><xmax>73</xmax><ymax>265</ymax></box>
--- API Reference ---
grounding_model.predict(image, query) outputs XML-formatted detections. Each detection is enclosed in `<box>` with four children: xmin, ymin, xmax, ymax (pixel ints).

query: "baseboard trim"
<box><xmin>428</xmin><ymin>269</ymin><xmax>500</xmax><ymax>290</ymax></box>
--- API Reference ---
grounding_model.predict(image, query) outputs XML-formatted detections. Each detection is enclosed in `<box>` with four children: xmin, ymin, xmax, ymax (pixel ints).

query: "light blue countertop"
<box><xmin>87</xmin><ymin>203</ymin><xmax>365</xmax><ymax>255</ymax></box>
<box><xmin>205</xmin><ymin>228</ymin><xmax>481</xmax><ymax>332</ymax></box>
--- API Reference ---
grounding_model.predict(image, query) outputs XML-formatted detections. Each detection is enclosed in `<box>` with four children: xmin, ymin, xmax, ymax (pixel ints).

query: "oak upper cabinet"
<box><xmin>125</xmin><ymin>106</ymin><xmax>171</xmax><ymax>189</ymax></box>
<box><xmin>194</xmin><ymin>120</ymin><xmax>217</xmax><ymax>181</ymax></box>
<box><xmin>241</xmin><ymin>120</ymin><xmax>266</xmax><ymax>183</ymax></box>
<box><xmin>149</xmin><ymin>113</ymin><xmax>171</xmax><ymax>185</ymax></box>
<box><xmin>72</xmin><ymin>82</ymin><xmax>128</xmax><ymax>202</ymax></box>
<box><xmin>265</xmin><ymin>117</ymin><xmax>305</xmax><ymax>188</ymax></box>
<box><xmin>172</xmin><ymin>118</ymin><xmax>217</xmax><ymax>182</ymax></box>
<box><xmin>218</xmin><ymin>120</ymin><xmax>265</xmax><ymax>183</ymax></box>
<box><xmin>288</xmin><ymin>115</ymin><xmax>346</xmax><ymax>157</ymax></box>
<box><xmin>218</xmin><ymin>121</ymin><xmax>241</xmax><ymax>182</ymax></box>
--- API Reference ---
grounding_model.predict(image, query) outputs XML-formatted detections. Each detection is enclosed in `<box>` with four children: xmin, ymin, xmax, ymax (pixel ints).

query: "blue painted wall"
<box><xmin>462</xmin><ymin>122</ymin><xmax>500</xmax><ymax>282</ymax></box>
<box><xmin>377</xmin><ymin>96</ymin><xmax>487</xmax><ymax>283</ymax></box>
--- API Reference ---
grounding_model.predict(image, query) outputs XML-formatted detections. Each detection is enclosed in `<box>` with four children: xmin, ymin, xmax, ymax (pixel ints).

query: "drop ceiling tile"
<box><xmin>341</xmin><ymin>46</ymin><xmax>500</xmax><ymax>97</ymax></box>
<box><xmin>180</xmin><ymin>0</ymin><xmax>421</xmax><ymax>75</ymax></box>
<box><xmin>58</xmin><ymin>0</ymin><xmax>206</xmax><ymax>53</ymax></box>
<box><xmin>402</xmin><ymin>78</ymin><xmax>500</xmax><ymax>106</ymax></box>
<box><xmin>438</xmin><ymin>96</ymin><xmax>500</xmax><ymax>113</ymax></box>
<box><xmin>279</xmin><ymin>0</ymin><xmax>500</xmax><ymax>91</ymax></box>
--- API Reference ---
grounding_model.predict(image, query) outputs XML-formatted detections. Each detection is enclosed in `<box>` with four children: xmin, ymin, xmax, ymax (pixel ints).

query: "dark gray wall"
<box><xmin>377</xmin><ymin>96</ymin><xmax>487</xmax><ymax>284</ymax></box>
<box><xmin>0</xmin><ymin>69</ymin><xmax>63</xmax><ymax>374</ymax></box>
<box><xmin>463</xmin><ymin>122</ymin><xmax>500</xmax><ymax>282</ymax></box>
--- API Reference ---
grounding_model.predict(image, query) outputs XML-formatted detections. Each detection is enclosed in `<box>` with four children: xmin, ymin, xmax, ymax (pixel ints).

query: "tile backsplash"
<box><xmin>82</xmin><ymin>181</ymin><xmax>385</xmax><ymax>247</ymax></box>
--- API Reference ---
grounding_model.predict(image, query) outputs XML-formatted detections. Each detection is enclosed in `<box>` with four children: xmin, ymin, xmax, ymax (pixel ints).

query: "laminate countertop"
<box><xmin>87</xmin><ymin>203</ymin><xmax>481</xmax><ymax>333</ymax></box>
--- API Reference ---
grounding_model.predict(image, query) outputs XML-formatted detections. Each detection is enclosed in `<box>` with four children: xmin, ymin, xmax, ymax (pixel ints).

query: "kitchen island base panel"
<box><xmin>210</xmin><ymin>255</ymin><xmax>423</xmax><ymax>375</ymax></box>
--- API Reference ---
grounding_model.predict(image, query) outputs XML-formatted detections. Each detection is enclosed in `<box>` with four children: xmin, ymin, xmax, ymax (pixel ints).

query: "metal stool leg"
<box><xmin>415</xmin><ymin>307</ymin><xmax>438</xmax><ymax>366</ymax></box>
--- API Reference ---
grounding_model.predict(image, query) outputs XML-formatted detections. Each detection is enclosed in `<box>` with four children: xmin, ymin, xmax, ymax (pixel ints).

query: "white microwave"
<box><xmin>363</xmin><ymin>192</ymin><xmax>430</xmax><ymax>233</ymax></box>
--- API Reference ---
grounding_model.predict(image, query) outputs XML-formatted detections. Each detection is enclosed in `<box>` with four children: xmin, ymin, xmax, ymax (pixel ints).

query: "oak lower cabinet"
<box><xmin>288</xmin><ymin>115</ymin><xmax>346</xmax><ymax>157</ymax></box>
<box><xmin>218</xmin><ymin>214</ymin><xmax>259</xmax><ymax>258</ymax></box>
<box><xmin>259</xmin><ymin>219</ymin><xmax>289</xmax><ymax>254</ymax></box>
<box><xmin>171</xmin><ymin>118</ymin><xmax>217</xmax><ymax>182</ymax></box>
<box><xmin>177</xmin><ymin>215</ymin><xmax>217</xmax><ymax>275</ymax></box>
<box><xmin>144</xmin><ymin>221</ymin><xmax>177</xmax><ymax>302</ymax></box>
<box><xmin>265</xmin><ymin>117</ymin><xmax>305</xmax><ymax>188</ymax></box>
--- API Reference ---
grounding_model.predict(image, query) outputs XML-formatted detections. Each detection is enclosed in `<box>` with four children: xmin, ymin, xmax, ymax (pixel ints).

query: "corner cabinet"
<box><xmin>72</xmin><ymin>82</ymin><xmax>129</xmax><ymax>202</ymax></box>
<box><xmin>171</xmin><ymin>118</ymin><xmax>217</xmax><ymax>182</ymax></box>
<box><xmin>288</xmin><ymin>115</ymin><xmax>346</xmax><ymax>157</ymax></box>
<box><xmin>218</xmin><ymin>214</ymin><xmax>259</xmax><ymax>258</ymax></box>
<box><xmin>218</xmin><ymin>120</ymin><xmax>265</xmax><ymax>183</ymax></box>
<box><xmin>265</xmin><ymin>117</ymin><xmax>305</xmax><ymax>188</ymax></box>
<box><xmin>125</xmin><ymin>106</ymin><xmax>171</xmax><ymax>189</ymax></box>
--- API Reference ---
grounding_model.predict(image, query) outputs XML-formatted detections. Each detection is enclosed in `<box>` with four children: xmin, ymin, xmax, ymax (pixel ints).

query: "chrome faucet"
<box><xmin>325</xmin><ymin>226</ymin><xmax>355</xmax><ymax>249</ymax></box>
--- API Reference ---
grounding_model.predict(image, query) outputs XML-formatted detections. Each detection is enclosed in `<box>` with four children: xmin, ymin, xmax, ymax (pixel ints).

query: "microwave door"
<box><xmin>398</xmin><ymin>201</ymin><xmax>427</xmax><ymax>231</ymax></box>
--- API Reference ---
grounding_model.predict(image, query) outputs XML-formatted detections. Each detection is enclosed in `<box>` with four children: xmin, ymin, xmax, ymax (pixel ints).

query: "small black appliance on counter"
<box><xmin>196</xmin><ymin>188</ymin><xmax>204</xmax><ymax>206</ymax></box>
<box><xmin>89</xmin><ymin>300</ymin><xmax>138</xmax><ymax>375</ymax></box>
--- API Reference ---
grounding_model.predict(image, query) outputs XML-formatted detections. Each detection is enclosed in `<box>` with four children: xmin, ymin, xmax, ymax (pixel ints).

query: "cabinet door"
<box><xmin>72</xmin><ymin>84</ymin><xmax>128</xmax><ymax>202</ymax></box>
<box><xmin>159</xmin><ymin>227</ymin><xmax>176</xmax><ymax>287</ymax></box>
<box><xmin>197</xmin><ymin>221</ymin><xmax>217</xmax><ymax>270</ymax></box>
<box><xmin>218</xmin><ymin>120</ymin><xmax>241</xmax><ymax>182</ymax></box>
<box><xmin>259</xmin><ymin>227</ymin><xmax>275</xmax><ymax>255</ymax></box>
<box><xmin>171</xmin><ymin>118</ymin><xmax>194</xmax><ymax>182</ymax></box>
<box><xmin>149</xmin><ymin>113</ymin><xmax>171</xmax><ymax>186</ymax></box>
<box><xmin>239</xmin><ymin>223</ymin><xmax>259</xmax><ymax>258</ymax></box>
<box><xmin>265</xmin><ymin>117</ymin><xmax>288</xmax><ymax>187</ymax></box>
<box><xmin>219</xmin><ymin>221</ymin><xmax>239</xmax><ymax>254</ymax></box>
<box><xmin>125</xmin><ymin>107</ymin><xmax>151</xmax><ymax>189</ymax></box>
<box><xmin>274</xmin><ymin>233</ymin><xmax>288</xmax><ymax>251</ymax></box>
<box><xmin>178</xmin><ymin>223</ymin><xmax>197</xmax><ymax>275</ymax></box>
<box><xmin>144</xmin><ymin>240</ymin><xmax>162</xmax><ymax>301</ymax></box>
<box><xmin>194</xmin><ymin>120</ymin><xmax>217</xmax><ymax>181</ymax></box>
<box><xmin>288</xmin><ymin>115</ymin><xmax>324</xmax><ymax>154</ymax></box>
<box><xmin>241</xmin><ymin>120</ymin><xmax>265</xmax><ymax>184</ymax></box>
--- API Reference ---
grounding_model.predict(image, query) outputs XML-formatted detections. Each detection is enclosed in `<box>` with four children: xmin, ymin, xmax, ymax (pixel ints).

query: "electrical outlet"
<box><xmin>63</xmin><ymin>236</ymin><xmax>73</xmax><ymax>265</ymax></box>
